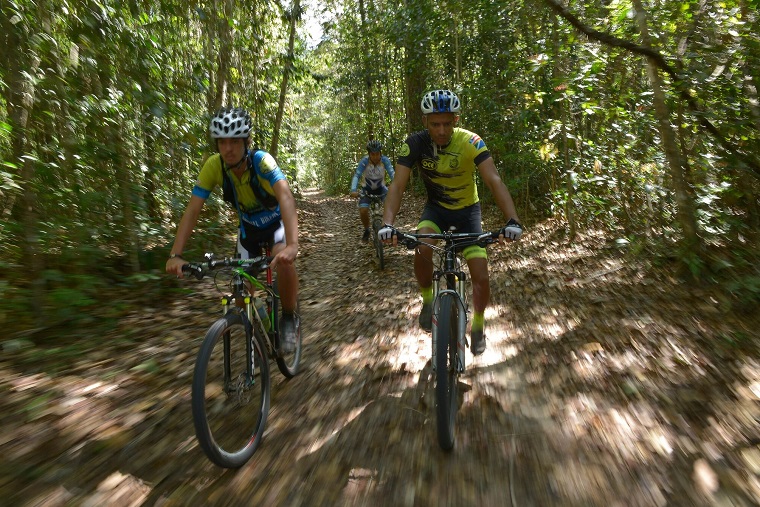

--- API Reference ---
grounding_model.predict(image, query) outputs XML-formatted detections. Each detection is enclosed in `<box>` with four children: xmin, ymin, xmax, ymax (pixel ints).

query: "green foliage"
<box><xmin>704</xmin><ymin>245</ymin><xmax>760</xmax><ymax>313</ymax></box>
<box><xmin>2</xmin><ymin>0</ymin><xmax>760</xmax><ymax>335</ymax></box>
<box><xmin>0</xmin><ymin>0</ymin><xmax>307</xmax><ymax>333</ymax></box>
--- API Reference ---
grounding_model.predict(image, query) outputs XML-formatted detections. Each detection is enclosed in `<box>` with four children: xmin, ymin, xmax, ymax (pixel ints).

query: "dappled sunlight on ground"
<box><xmin>1</xmin><ymin>367</ymin><xmax>162</xmax><ymax>505</ymax></box>
<box><xmin>298</xmin><ymin>403</ymin><xmax>372</xmax><ymax>460</ymax></box>
<box><xmin>5</xmin><ymin>194</ymin><xmax>760</xmax><ymax>506</ymax></box>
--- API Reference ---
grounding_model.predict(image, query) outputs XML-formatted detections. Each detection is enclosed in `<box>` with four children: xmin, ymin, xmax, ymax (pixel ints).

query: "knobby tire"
<box><xmin>274</xmin><ymin>279</ymin><xmax>302</xmax><ymax>378</ymax></box>
<box><xmin>372</xmin><ymin>217</ymin><xmax>385</xmax><ymax>270</ymax></box>
<box><xmin>374</xmin><ymin>234</ymin><xmax>385</xmax><ymax>270</ymax></box>
<box><xmin>435</xmin><ymin>293</ymin><xmax>459</xmax><ymax>450</ymax></box>
<box><xmin>192</xmin><ymin>311</ymin><xmax>271</xmax><ymax>468</ymax></box>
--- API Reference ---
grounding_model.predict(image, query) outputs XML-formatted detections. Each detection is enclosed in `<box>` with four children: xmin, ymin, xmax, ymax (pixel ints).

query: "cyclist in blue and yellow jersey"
<box><xmin>350</xmin><ymin>140</ymin><xmax>395</xmax><ymax>242</ymax></box>
<box><xmin>379</xmin><ymin>90</ymin><xmax>523</xmax><ymax>355</ymax></box>
<box><xmin>166</xmin><ymin>107</ymin><xmax>300</xmax><ymax>352</ymax></box>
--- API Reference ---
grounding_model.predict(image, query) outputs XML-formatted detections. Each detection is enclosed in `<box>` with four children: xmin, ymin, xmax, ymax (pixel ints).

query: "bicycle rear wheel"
<box><xmin>273</xmin><ymin>279</ymin><xmax>302</xmax><ymax>378</ymax></box>
<box><xmin>435</xmin><ymin>293</ymin><xmax>459</xmax><ymax>450</ymax></box>
<box><xmin>192</xmin><ymin>311</ymin><xmax>270</xmax><ymax>468</ymax></box>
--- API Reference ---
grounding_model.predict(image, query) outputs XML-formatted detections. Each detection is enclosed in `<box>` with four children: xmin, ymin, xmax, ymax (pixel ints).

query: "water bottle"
<box><xmin>254</xmin><ymin>297</ymin><xmax>271</xmax><ymax>331</ymax></box>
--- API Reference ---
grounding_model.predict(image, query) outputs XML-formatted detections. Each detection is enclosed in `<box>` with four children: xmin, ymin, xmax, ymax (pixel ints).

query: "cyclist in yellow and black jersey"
<box><xmin>397</xmin><ymin>126</ymin><xmax>489</xmax><ymax>210</ymax></box>
<box><xmin>380</xmin><ymin>89</ymin><xmax>524</xmax><ymax>356</ymax></box>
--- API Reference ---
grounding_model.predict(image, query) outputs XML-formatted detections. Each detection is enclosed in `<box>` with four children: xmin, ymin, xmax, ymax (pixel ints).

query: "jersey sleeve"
<box><xmin>468</xmin><ymin>133</ymin><xmax>491</xmax><ymax>166</ymax></box>
<box><xmin>351</xmin><ymin>157</ymin><xmax>368</xmax><ymax>191</ymax></box>
<box><xmin>192</xmin><ymin>154</ymin><xmax>223</xmax><ymax>199</ymax></box>
<box><xmin>397</xmin><ymin>133</ymin><xmax>422</xmax><ymax>168</ymax></box>
<box><xmin>382</xmin><ymin>156</ymin><xmax>395</xmax><ymax>181</ymax></box>
<box><xmin>252</xmin><ymin>150</ymin><xmax>286</xmax><ymax>194</ymax></box>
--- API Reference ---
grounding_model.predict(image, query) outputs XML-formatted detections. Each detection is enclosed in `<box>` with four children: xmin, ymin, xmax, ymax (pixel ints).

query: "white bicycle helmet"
<box><xmin>420</xmin><ymin>89</ymin><xmax>461</xmax><ymax>114</ymax></box>
<box><xmin>209</xmin><ymin>107</ymin><xmax>251</xmax><ymax>138</ymax></box>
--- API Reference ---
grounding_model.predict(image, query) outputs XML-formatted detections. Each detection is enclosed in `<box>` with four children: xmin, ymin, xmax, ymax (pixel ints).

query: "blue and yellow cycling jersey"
<box><xmin>193</xmin><ymin>151</ymin><xmax>286</xmax><ymax>229</ymax></box>
<box><xmin>397</xmin><ymin>127</ymin><xmax>491</xmax><ymax>210</ymax></box>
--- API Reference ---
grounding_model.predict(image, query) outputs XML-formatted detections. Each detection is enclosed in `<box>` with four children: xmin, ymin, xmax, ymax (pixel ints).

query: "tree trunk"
<box><xmin>401</xmin><ymin>0</ymin><xmax>427</xmax><ymax>133</ymax></box>
<box><xmin>116</xmin><ymin>123</ymin><xmax>141</xmax><ymax>273</ymax></box>
<box><xmin>358</xmin><ymin>0</ymin><xmax>374</xmax><ymax>141</ymax></box>
<box><xmin>738</xmin><ymin>0</ymin><xmax>759</xmax><ymax>230</ymax></box>
<box><xmin>4</xmin><ymin>11</ymin><xmax>45</xmax><ymax>298</ymax></box>
<box><xmin>550</xmin><ymin>11</ymin><xmax>576</xmax><ymax>240</ymax></box>
<box><xmin>632</xmin><ymin>0</ymin><xmax>700</xmax><ymax>253</ymax></box>
<box><xmin>270</xmin><ymin>0</ymin><xmax>301</xmax><ymax>159</ymax></box>
<box><xmin>213</xmin><ymin>0</ymin><xmax>234</xmax><ymax>109</ymax></box>
<box><xmin>561</xmin><ymin>118</ymin><xmax>576</xmax><ymax>242</ymax></box>
<box><xmin>143</xmin><ymin>118</ymin><xmax>161</xmax><ymax>224</ymax></box>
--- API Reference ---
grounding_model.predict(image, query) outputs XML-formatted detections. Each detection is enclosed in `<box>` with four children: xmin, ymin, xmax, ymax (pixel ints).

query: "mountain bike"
<box><xmin>389</xmin><ymin>226</ymin><xmax>499</xmax><ymax>450</ymax></box>
<box><xmin>360</xmin><ymin>189</ymin><xmax>386</xmax><ymax>270</ymax></box>
<box><xmin>181</xmin><ymin>252</ymin><xmax>302</xmax><ymax>468</ymax></box>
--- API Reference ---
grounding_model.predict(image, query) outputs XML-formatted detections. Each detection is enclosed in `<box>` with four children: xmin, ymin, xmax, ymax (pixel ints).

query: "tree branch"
<box><xmin>543</xmin><ymin>0</ymin><xmax>760</xmax><ymax>178</ymax></box>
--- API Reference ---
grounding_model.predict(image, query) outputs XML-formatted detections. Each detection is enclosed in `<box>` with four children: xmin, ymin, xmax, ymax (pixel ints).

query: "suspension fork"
<box><xmin>431</xmin><ymin>249</ymin><xmax>468</xmax><ymax>373</ymax></box>
<box><xmin>222</xmin><ymin>277</ymin><xmax>258</xmax><ymax>387</ymax></box>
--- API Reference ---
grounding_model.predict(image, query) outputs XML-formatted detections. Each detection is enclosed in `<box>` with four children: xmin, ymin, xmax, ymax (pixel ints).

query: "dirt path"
<box><xmin>2</xmin><ymin>190</ymin><xmax>760</xmax><ymax>506</ymax></box>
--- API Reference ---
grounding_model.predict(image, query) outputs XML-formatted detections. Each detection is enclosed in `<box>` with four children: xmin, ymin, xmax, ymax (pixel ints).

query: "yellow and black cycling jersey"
<box><xmin>397</xmin><ymin>127</ymin><xmax>491</xmax><ymax>210</ymax></box>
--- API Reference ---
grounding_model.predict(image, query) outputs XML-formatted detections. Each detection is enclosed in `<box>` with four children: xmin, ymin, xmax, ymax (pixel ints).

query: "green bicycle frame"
<box><xmin>221</xmin><ymin>267</ymin><xmax>274</xmax><ymax>340</ymax></box>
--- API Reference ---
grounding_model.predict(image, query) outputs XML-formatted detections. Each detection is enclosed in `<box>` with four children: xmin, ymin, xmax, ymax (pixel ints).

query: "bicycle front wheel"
<box><xmin>373</xmin><ymin>233</ymin><xmax>385</xmax><ymax>270</ymax></box>
<box><xmin>372</xmin><ymin>217</ymin><xmax>385</xmax><ymax>270</ymax></box>
<box><xmin>192</xmin><ymin>311</ymin><xmax>271</xmax><ymax>468</ymax></box>
<box><xmin>273</xmin><ymin>279</ymin><xmax>302</xmax><ymax>378</ymax></box>
<box><xmin>435</xmin><ymin>293</ymin><xmax>459</xmax><ymax>450</ymax></box>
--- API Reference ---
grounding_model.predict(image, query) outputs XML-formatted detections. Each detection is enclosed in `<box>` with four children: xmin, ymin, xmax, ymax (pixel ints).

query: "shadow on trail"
<box><xmin>285</xmin><ymin>356</ymin><xmax>552</xmax><ymax>507</ymax></box>
<box><xmin>5</xmin><ymin>192</ymin><xmax>760</xmax><ymax>506</ymax></box>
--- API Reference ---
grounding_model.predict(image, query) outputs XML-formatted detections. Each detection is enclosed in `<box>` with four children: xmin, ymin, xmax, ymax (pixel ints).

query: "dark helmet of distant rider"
<box><xmin>366</xmin><ymin>139</ymin><xmax>383</xmax><ymax>153</ymax></box>
<box><xmin>366</xmin><ymin>139</ymin><xmax>383</xmax><ymax>164</ymax></box>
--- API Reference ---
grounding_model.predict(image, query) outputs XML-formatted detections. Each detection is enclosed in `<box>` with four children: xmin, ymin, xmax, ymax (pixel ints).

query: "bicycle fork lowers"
<box><xmin>432</xmin><ymin>268</ymin><xmax>468</xmax><ymax>374</ymax></box>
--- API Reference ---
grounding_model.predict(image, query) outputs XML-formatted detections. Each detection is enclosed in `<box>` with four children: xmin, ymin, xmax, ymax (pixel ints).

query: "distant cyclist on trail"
<box><xmin>165</xmin><ymin>106</ymin><xmax>301</xmax><ymax>352</ymax></box>
<box><xmin>350</xmin><ymin>140</ymin><xmax>395</xmax><ymax>242</ymax></box>
<box><xmin>378</xmin><ymin>89</ymin><xmax>523</xmax><ymax>355</ymax></box>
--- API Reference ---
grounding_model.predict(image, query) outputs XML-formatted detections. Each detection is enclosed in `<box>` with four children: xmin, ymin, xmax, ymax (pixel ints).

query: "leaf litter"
<box><xmin>1</xmin><ymin>189</ymin><xmax>759</xmax><ymax>506</ymax></box>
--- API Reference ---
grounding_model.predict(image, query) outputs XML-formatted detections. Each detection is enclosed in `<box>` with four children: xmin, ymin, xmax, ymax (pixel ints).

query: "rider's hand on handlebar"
<box><xmin>270</xmin><ymin>244</ymin><xmax>298</xmax><ymax>270</ymax></box>
<box><xmin>500</xmin><ymin>218</ymin><xmax>523</xmax><ymax>242</ymax></box>
<box><xmin>166</xmin><ymin>256</ymin><xmax>187</xmax><ymax>277</ymax></box>
<box><xmin>378</xmin><ymin>225</ymin><xmax>396</xmax><ymax>245</ymax></box>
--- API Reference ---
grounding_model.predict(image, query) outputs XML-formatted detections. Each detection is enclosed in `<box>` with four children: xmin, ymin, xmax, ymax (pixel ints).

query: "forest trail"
<box><xmin>2</xmin><ymin>190</ymin><xmax>760</xmax><ymax>506</ymax></box>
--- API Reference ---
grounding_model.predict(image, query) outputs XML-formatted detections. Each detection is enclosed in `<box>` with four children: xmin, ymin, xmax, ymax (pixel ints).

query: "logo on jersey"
<box><xmin>399</xmin><ymin>143</ymin><xmax>411</xmax><ymax>157</ymax></box>
<box><xmin>421</xmin><ymin>158</ymin><xmax>437</xmax><ymax>171</ymax></box>
<box><xmin>468</xmin><ymin>134</ymin><xmax>485</xmax><ymax>150</ymax></box>
<box><xmin>258</xmin><ymin>153</ymin><xmax>278</xmax><ymax>174</ymax></box>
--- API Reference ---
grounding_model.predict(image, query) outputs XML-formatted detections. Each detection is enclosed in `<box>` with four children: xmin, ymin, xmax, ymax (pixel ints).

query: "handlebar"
<box><xmin>180</xmin><ymin>254</ymin><xmax>272</xmax><ymax>280</ymax></box>
<box><xmin>387</xmin><ymin>226</ymin><xmax>501</xmax><ymax>251</ymax></box>
<box><xmin>357</xmin><ymin>189</ymin><xmax>385</xmax><ymax>201</ymax></box>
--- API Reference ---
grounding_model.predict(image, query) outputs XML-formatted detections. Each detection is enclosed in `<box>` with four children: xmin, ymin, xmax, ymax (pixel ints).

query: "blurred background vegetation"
<box><xmin>1</xmin><ymin>0</ymin><xmax>759</xmax><ymax>333</ymax></box>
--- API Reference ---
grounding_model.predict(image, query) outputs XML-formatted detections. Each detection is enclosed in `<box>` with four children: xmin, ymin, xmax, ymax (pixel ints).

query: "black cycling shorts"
<box><xmin>237</xmin><ymin>219</ymin><xmax>285</xmax><ymax>258</ymax></box>
<box><xmin>418</xmin><ymin>201</ymin><xmax>483</xmax><ymax>234</ymax></box>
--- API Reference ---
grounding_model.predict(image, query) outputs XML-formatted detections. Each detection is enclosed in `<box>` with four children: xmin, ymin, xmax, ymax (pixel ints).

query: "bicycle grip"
<box><xmin>181</xmin><ymin>264</ymin><xmax>204</xmax><ymax>280</ymax></box>
<box><xmin>479</xmin><ymin>230</ymin><xmax>500</xmax><ymax>245</ymax></box>
<box><xmin>395</xmin><ymin>231</ymin><xmax>419</xmax><ymax>249</ymax></box>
